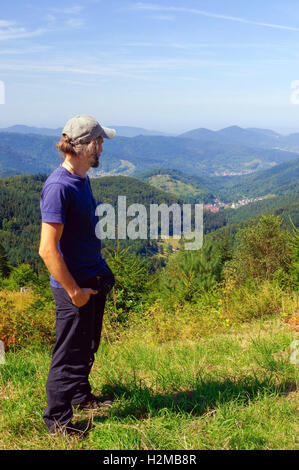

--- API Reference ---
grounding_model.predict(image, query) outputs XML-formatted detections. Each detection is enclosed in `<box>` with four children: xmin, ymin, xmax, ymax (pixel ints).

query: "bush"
<box><xmin>0</xmin><ymin>263</ymin><xmax>39</xmax><ymax>291</ymax></box>
<box><xmin>0</xmin><ymin>243</ymin><xmax>10</xmax><ymax>278</ymax></box>
<box><xmin>156</xmin><ymin>238</ymin><xmax>224</xmax><ymax>308</ymax></box>
<box><xmin>218</xmin><ymin>278</ymin><xmax>298</xmax><ymax>323</ymax></box>
<box><xmin>104</xmin><ymin>243</ymin><xmax>153</xmax><ymax>323</ymax></box>
<box><xmin>0</xmin><ymin>290</ymin><xmax>55</xmax><ymax>349</ymax></box>
<box><xmin>127</xmin><ymin>279</ymin><xmax>298</xmax><ymax>343</ymax></box>
<box><xmin>223</xmin><ymin>214</ymin><xmax>293</xmax><ymax>285</ymax></box>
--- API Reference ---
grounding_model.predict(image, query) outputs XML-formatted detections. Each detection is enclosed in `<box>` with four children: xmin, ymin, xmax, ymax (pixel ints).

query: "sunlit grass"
<box><xmin>0</xmin><ymin>317</ymin><xmax>297</xmax><ymax>450</ymax></box>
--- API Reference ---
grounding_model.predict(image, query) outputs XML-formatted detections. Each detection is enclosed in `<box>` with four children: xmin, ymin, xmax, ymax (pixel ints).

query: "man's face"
<box><xmin>89</xmin><ymin>136</ymin><xmax>104</xmax><ymax>168</ymax></box>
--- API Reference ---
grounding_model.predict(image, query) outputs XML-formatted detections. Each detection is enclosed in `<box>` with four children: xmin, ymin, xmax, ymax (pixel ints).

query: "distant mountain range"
<box><xmin>179</xmin><ymin>125</ymin><xmax>299</xmax><ymax>153</ymax></box>
<box><xmin>0</xmin><ymin>125</ymin><xmax>62</xmax><ymax>136</ymax></box>
<box><xmin>2</xmin><ymin>124</ymin><xmax>299</xmax><ymax>149</ymax></box>
<box><xmin>0</xmin><ymin>125</ymin><xmax>170</xmax><ymax>138</ymax></box>
<box><xmin>1</xmin><ymin>131</ymin><xmax>299</xmax><ymax>179</ymax></box>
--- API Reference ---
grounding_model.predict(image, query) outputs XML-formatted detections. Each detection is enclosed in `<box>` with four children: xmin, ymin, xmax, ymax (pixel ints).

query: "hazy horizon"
<box><xmin>0</xmin><ymin>122</ymin><xmax>297</xmax><ymax>137</ymax></box>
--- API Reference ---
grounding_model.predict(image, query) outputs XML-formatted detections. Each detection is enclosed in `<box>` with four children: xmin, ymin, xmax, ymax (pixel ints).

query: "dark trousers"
<box><xmin>43</xmin><ymin>272</ymin><xmax>114</xmax><ymax>432</ymax></box>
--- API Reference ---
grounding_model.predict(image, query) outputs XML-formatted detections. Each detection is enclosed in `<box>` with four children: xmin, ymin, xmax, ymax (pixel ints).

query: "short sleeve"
<box><xmin>40</xmin><ymin>183</ymin><xmax>70</xmax><ymax>224</ymax></box>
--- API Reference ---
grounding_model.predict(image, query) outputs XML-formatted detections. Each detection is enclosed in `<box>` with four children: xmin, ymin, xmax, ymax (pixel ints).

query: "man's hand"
<box><xmin>69</xmin><ymin>287</ymin><xmax>98</xmax><ymax>307</ymax></box>
<box><xmin>39</xmin><ymin>222</ymin><xmax>99</xmax><ymax>306</ymax></box>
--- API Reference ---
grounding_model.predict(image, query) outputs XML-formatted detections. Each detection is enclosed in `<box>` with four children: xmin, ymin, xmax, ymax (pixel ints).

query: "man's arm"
<box><xmin>39</xmin><ymin>222</ymin><xmax>98</xmax><ymax>307</ymax></box>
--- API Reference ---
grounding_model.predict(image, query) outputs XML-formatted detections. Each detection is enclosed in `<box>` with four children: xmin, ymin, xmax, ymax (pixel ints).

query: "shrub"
<box><xmin>0</xmin><ymin>243</ymin><xmax>10</xmax><ymax>278</ymax></box>
<box><xmin>104</xmin><ymin>242</ymin><xmax>153</xmax><ymax>323</ymax></box>
<box><xmin>0</xmin><ymin>290</ymin><xmax>55</xmax><ymax>349</ymax></box>
<box><xmin>0</xmin><ymin>263</ymin><xmax>39</xmax><ymax>291</ymax></box>
<box><xmin>156</xmin><ymin>238</ymin><xmax>224</xmax><ymax>308</ymax></box>
<box><xmin>223</xmin><ymin>214</ymin><xmax>293</xmax><ymax>285</ymax></box>
<box><xmin>218</xmin><ymin>278</ymin><xmax>298</xmax><ymax>324</ymax></box>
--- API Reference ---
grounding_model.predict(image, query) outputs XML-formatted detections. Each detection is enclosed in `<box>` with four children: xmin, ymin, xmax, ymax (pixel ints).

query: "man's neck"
<box><xmin>62</xmin><ymin>156</ymin><xmax>89</xmax><ymax>178</ymax></box>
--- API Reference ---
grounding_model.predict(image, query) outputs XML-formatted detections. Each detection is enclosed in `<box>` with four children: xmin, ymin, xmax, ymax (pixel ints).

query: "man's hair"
<box><xmin>56</xmin><ymin>134</ymin><xmax>98</xmax><ymax>158</ymax></box>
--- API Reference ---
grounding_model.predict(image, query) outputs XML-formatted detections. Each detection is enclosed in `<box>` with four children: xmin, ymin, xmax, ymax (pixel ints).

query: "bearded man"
<box><xmin>39</xmin><ymin>115</ymin><xmax>116</xmax><ymax>435</ymax></box>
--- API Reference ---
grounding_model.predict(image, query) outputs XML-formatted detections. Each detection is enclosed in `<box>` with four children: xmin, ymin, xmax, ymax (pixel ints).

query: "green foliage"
<box><xmin>0</xmin><ymin>173</ymin><xmax>182</xmax><ymax>270</ymax></box>
<box><xmin>138</xmin><ymin>168</ymin><xmax>216</xmax><ymax>203</ymax></box>
<box><xmin>1</xmin><ymin>263</ymin><xmax>39</xmax><ymax>291</ymax></box>
<box><xmin>273</xmin><ymin>216</ymin><xmax>299</xmax><ymax>290</ymax></box>
<box><xmin>223</xmin><ymin>214</ymin><xmax>293</xmax><ymax>285</ymax></box>
<box><xmin>104</xmin><ymin>233</ymin><xmax>153</xmax><ymax>322</ymax></box>
<box><xmin>0</xmin><ymin>243</ymin><xmax>10</xmax><ymax>278</ymax></box>
<box><xmin>1</xmin><ymin>217</ymin><xmax>19</xmax><ymax>232</ymax></box>
<box><xmin>157</xmin><ymin>238</ymin><xmax>224</xmax><ymax>307</ymax></box>
<box><xmin>289</xmin><ymin>231</ymin><xmax>299</xmax><ymax>289</ymax></box>
<box><xmin>0</xmin><ymin>289</ymin><xmax>55</xmax><ymax>349</ymax></box>
<box><xmin>0</xmin><ymin>170</ymin><xmax>298</xmax><ymax>272</ymax></box>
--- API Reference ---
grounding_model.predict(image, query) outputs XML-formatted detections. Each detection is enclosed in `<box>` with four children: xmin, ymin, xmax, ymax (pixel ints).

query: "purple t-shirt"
<box><xmin>40</xmin><ymin>165</ymin><xmax>109</xmax><ymax>288</ymax></box>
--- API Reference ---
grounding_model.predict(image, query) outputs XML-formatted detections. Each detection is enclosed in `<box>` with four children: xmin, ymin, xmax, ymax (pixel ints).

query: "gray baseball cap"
<box><xmin>62</xmin><ymin>115</ymin><xmax>116</xmax><ymax>144</ymax></box>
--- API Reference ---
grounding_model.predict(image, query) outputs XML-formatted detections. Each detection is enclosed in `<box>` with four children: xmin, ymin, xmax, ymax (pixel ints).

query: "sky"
<box><xmin>1</xmin><ymin>0</ymin><xmax>299</xmax><ymax>134</ymax></box>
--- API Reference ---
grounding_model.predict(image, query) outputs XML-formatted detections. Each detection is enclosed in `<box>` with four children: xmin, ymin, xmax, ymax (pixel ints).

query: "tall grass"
<box><xmin>0</xmin><ymin>317</ymin><xmax>297</xmax><ymax>450</ymax></box>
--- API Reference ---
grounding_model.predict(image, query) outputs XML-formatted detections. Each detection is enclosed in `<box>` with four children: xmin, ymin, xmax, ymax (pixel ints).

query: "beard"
<box><xmin>90</xmin><ymin>157</ymin><xmax>99</xmax><ymax>168</ymax></box>
<box><xmin>89</xmin><ymin>152</ymin><xmax>100</xmax><ymax>168</ymax></box>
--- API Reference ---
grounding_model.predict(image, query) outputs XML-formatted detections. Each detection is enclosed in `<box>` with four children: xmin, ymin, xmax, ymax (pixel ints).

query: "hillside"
<box><xmin>1</xmin><ymin>131</ymin><xmax>299</xmax><ymax>179</ymax></box>
<box><xmin>215</xmin><ymin>157</ymin><xmax>299</xmax><ymax>201</ymax></box>
<box><xmin>1</xmin><ymin>316</ymin><xmax>297</xmax><ymax>450</ymax></box>
<box><xmin>0</xmin><ymin>170</ymin><xmax>298</xmax><ymax>271</ymax></box>
<box><xmin>0</xmin><ymin>174</ymin><xmax>187</xmax><ymax>269</ymax></box>
<box><xmin>137</xmin><ymin>158</ymin><xmax>299</xmax><ymax>204</ymax></box>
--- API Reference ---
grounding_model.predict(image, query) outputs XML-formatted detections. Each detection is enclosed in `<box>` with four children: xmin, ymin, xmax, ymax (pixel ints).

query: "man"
<box><xmin>39</xmin><ymin>115</ymin><xmax>116</xmax><ymax>435</ymax></box>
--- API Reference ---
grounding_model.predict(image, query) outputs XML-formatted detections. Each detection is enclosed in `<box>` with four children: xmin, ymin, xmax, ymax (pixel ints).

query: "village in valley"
<box><xmin>204</xmin><ymin>195</ymin><xmax>265</xmax><ymax>212</ymax></box>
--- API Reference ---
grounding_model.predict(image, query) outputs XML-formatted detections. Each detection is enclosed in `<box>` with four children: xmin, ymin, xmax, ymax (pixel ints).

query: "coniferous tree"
<box><xmin>0</xmin><ymin>243</ymin><xmax>10</xmax><ymax>278</ymax></box>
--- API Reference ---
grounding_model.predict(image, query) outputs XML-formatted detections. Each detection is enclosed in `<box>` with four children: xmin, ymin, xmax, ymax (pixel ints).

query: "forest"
<box><xmin>0</xmin><ymin>170</ymin><xmax>298</xmax><ymax>450</ymax></box>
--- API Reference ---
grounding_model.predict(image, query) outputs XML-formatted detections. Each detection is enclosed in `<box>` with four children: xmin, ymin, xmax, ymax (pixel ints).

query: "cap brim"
<box><xmin>101</xmin><ymin>126</ymin><xmax>116</xmax><ymax>139</ymax></box>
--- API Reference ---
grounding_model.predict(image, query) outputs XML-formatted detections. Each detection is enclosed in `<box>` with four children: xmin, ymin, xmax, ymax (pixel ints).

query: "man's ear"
<box><xmin>87</xmin><ymin>139</ymin><xmax>97</xmax><ymax>155</ymax></box>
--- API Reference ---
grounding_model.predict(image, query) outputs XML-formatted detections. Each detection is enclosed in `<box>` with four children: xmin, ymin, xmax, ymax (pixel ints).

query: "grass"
<box><xmin>0</xmin><ymin>316</ymin><xmax>298</xmax><ymax>450</ymax></box>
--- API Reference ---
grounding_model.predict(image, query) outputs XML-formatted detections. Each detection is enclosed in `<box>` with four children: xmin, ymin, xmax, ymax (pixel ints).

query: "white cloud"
<box><xmin>133</xmin><ymin>2</ymin><xmax>299</xmax><ymax>31</ymax></box>
<box><xmin>45</xmin><ymin>4</ymin><xmax>86</xmax><ymax>29</ymax></box>
<box><xmin>0</xmin><ymin>22</ymin><xmax>46</xmax><ymax>41</ymax></box>
<box><xmin>0</xmin><ymin>45</ymin><xmax>52</xmax><ymax>55</ymax></box>
<box><xmin>0</xmin><ymin>56</ymin><xmax>275</xmax><ymax>82</ymax></box>
<box><xmin>124</xmin><ymin>41</ymin><xmax>281</xmax><ymax>50</ymax></box>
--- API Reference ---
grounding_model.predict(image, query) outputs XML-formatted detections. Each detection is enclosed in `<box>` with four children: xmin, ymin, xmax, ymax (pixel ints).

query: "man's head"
<box><xmin>62</xmin><ymin>115</ymin><xmax>116</xmax><ymax>144</ymax></box>
<box><xmin>56</xmin><ymin>115</ymin><xmax>116</xmax><ymax>168</ymax></box>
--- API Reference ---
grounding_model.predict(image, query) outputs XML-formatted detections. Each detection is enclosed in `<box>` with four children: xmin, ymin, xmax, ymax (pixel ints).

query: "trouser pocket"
<box><xmin>95</xmin><ymin>273</ymin><xmax>115</xmax><ymax>295</ymax></box>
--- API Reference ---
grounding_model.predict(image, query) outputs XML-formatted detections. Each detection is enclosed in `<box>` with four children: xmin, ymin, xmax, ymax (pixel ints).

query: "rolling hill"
<box><xmin>2</xmin><ymin>131</ymin><xmax>299</xmax><ymax>178</ymax></box>
<box><xmin>137</xmin><ymin>157</ymin><xmax>299</xmax><ymax>203</ymax></box>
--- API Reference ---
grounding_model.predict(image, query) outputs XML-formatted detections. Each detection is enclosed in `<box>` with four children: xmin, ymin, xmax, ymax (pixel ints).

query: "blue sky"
<box><xmin>1</xmin><ymin>0</ymin><xmax>299</xmax><ymax>133</ymax></box>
